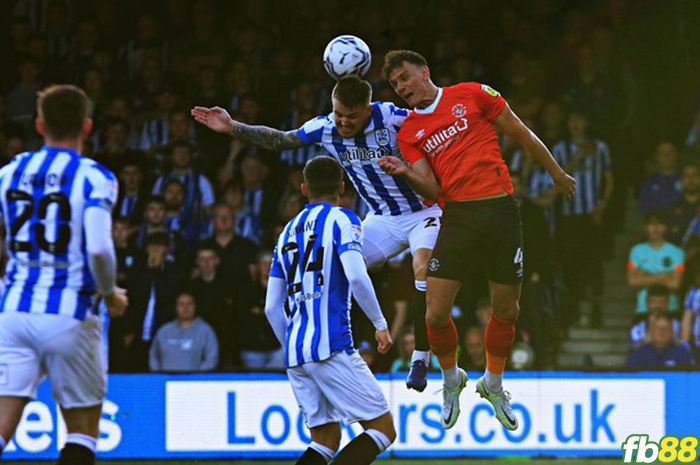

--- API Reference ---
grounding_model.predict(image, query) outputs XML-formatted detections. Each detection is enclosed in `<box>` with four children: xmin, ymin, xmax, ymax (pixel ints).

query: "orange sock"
<box><xmin>484</xmin><ymin>313</ymin><xmax>515</xmax><ymax>374</ymax></box>
<box><xmin>427</xmin><ymin>318</ymin><xmax>458</xmax><ymax>369</ymax></box>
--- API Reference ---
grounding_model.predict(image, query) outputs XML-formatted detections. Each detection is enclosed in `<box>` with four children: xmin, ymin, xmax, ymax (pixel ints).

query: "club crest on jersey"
<box><xmin>451</xmin><ymin>104</ymin><xmax>466</xmax><ymax>118</ymax></box>
<box><xmin>481</xmin><ymin>84</ymin><xmax>500</xmax><ymax>97</ymax></box>
<box><xmin>415</xmin><ymin>129</ymin><xmax>426</xmax><ymax>140</ymax></box>
<box><xmin>374</xmin><ymin>128</ymin><xmax>390</xmax><ymax>146</ymax></box>
<box><xmin>350</xmin><ymin>224</ymin><xmax>362</xmax><ymax>243</ymax></box>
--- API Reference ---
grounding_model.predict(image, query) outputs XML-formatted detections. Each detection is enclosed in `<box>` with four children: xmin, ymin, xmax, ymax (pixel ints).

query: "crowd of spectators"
<box><xmin>0</xmin><ymin>0</ymin><xmax>697</xmax><ymax>372</ymax></box>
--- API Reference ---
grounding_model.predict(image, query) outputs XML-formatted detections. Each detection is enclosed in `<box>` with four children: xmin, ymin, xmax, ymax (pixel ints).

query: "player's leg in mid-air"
<box><xmin>361</xmin><ymin>214</ymin><xmax>433</xmax><ymax>391</ymax></box>
<box><xmin>401</xmin><ymin>205</ymin><xmax>442</xmax><ymax>392</ymax></box>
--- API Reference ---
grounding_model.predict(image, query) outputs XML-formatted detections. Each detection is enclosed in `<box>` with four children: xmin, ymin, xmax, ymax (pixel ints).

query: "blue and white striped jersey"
<box><xmin>685</xmin><ymin>287</ymin><xmax>700</xmax><ymax>347</ymax></box>
<box><xmin>0</xmin><ymin>147</ymin><xmax>118</xmax><ymax>320</ymax></box>
<box><xmin>552</xmin><ymin>140</ymin><xmax>611</xmax><ymax>216</ymax></box>
<box><xmin>297</xmin><ymin>102</ymin><xmax>426</xmax><ymax>216</ymax></box>
<box><xmin>270</xmin><ymin>202</ymin><xmax>363</xmax><ymax>367</ymax></box>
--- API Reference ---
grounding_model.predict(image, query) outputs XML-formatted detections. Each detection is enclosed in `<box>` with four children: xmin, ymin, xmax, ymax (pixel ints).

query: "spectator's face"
<box><xmin>176</xmin><ymin>294</ymin><xmax>196</xmax><ymax>321</ymax></box>
<box><xmin>465</xmin><ymin>328</ymin><xmax>485</xmax><ymax>364</ymax></box>
<box><xmin>146</xmin><ymin>242</ymin><xmax>167</xmax><ymax>263</ymax></box>
<box><xmin>542</xmin><ymin>102</ymin><xmax>563</xmax><ymax>129</ymax></box>
<box><xmin>332</xmin><ymin>99</ymin><xmax>371</xmax><ymax>139</ymax></box>
<box><xmin>656</xmin><ymin>143</ymin><xmax>677</xmax><ymax>172</ymax></box>
<box><xmin>169</xmin><ymin>113</ymin><xmax>189</xmax><ymax>139</ymax></box>
<box><xmin>109</xmin><ymin>99</ymin><xmax>130</xmax><ymax>119</ymax></box>
<box><xmin>682</xmin><ymin>166</ymin><xmax>700</xmax><ymax>195</ymax></box>
<box><xmin>224</xmin><ymin>186</ymin><xmax>244</xmax><ymax>210</ymax></box>
<box><xmin>163</xmin><ymin>183</ymin><xmax>184</xmax><ymax>209</ymax></box>
<box><xmin>282</xmin><ymin>196</ymin><xmax>303</xmax><ymax>220</ymax></box>
<box><xmin>213</xmin><ymin>207</ymin><xmax>234</xmax><ymax>233</ymax></box>
<box><xmin>146</xmin><ymin>202</ymin><xmax>166</xmax><ymax>225</ymax></box>
<box><xmin>647</xmin><ymin>294</ymin><xmax>669</xmax><ymax>313</ymax></box>
<box><xmin>567</xmin><ymin>114</ymin><xmax>588</xmax><ymax>139</ymax></box>
<box><xmin>84</xmin><ymin>69</ymin><xmax>102</xmax><ymax>93</ymax></box>
<box><xmin>171</xmin><ymin>146</ymin><xmax>191</xmax><ymax>169</ymax></box>
<box><xmin>112</xmin><ymin>221</ymin><xmax>130</xmax><ymax>244</ymax></box>
<box><xmin>242</xmin><ymin>158</ymin><xmax>264</xmax><ymax>186</ymax></box>
<box><xmin>196</xmin><ymin>250</ymin><xmax>219</xmax><ymax>275</ymax></box>
<box><xmin>645</xmin><ymin>220</ymin><xmax>666</xmax><ymax>242</ymax></box>
<box><xmin>106</xmin><ymin>124</ymin><xmax>128</xmax><ymax>147</ymax></box>
<box><xmin>120</xmin><ymin>165</ymin><xmax>143</xmax><ymax>191</ymax></box>
<box><xmin>19</xmin><ymin>61</ymin><xmax>40</xmax><ymax>83</ymax></box>
<box><xmin>6</xmin><ymin>137</ymin><xmax>24</xmax><ymax>158</ymax></box>
<box><xmin>156</xmin><ymin>91</ymin><xmax>177</xmax><ymax>112</ymax></box>
<box><xmin>650</xmin><ymin>318</ymin><xmax>673</xmax><ymax>349</ymax></box>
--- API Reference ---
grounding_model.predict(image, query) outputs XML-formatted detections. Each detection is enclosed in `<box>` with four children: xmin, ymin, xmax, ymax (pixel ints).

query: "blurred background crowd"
<box><xmin>0</xmin><ymin>0</ymin><xmax>699</xmax><ymax>373</ymax></box>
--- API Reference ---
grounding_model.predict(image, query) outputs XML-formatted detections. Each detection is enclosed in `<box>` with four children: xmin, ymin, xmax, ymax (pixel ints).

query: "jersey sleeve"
<box><xmin>470</xmin><ymin>82</ymin><xmax>507</xmax><ymax>122</ymax></box>
<box><xmin>386</xmin><ymin>103</ymin><xmax>410</xmax><ymax>131</ymax></box>
<box><xmin>269</xmin><ymin>243</ymin><xmax>285</xmax><ymax>279</ymax></box>
<box><xmin>85</xmin><ymin>164</ymin><xmax>118</xmax><ymax>212</ymax></box>
<box><xmin>398</xmin><ymin>132</ymin><xmax>425</xmax><ymax>166</ymax></box>
<box><xmin>297</xmin><ymin>115</ymin><xmax>328</xmax><ymax>145</ymax></box>
<box><xmin>334</xmin><ymin>208</ymin><xmax>363</xmax><ymax>255</ymax></box>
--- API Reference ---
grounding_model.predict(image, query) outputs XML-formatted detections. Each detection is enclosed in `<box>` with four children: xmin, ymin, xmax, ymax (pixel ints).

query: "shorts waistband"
<box><xmin>444</xmin><ymin>195</ymin><xmax>516</xmax><ymax>209</ymax></box>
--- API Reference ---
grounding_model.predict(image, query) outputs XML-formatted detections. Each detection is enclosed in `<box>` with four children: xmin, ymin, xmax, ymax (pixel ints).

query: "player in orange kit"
<box><xmin>378</xmin><ymin>50</ymin><xmax>575</xmax><ymax>430</ymax></box>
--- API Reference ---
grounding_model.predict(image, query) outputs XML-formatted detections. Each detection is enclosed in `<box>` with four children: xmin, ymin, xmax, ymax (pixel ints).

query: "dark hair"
<box><xmin>647</xmin><ymin>285</ymin><xmax>670</xmax><ymax>299</ymax></box>
<box><xmin>303</xmin><ymin>156</ymin><xmax>343</xmax><ymax>197</ymax></box>
<box><xmin>169</xmin><ymin>139</ymin><xmax>192</xmax><ymax>154</ymax></box>
<box><xmin>645</xmin><ymin>209</ymin><xmax>668</xmax><ymax>225</ymax></box>
<box><xmin>146</xmin><ymin>195</ymin><xmax>166</xmax><ymax>207</ymax></box>
<box><xmin>381</xmin><ymin>50</ymin><xmax>428</xmax><ymax>80</ymax></box>
<box><xmin>163</xmin><ymin>178</ymin><xmax>185</xmax><ymax>191</ymax></box>
<box><xmin>332</xmin><ymin>76</ymin><xmax>372</xmax><ymax>108</ymax></box>
<box><xmin>37</xmin><ymin>84</ymin><xmax>89</xmax><ymax>140</ymax></box>
<box><xmin>196</xmin><ymin>244</ymin><xmax>219</xmax><ymax>257</ymax></box>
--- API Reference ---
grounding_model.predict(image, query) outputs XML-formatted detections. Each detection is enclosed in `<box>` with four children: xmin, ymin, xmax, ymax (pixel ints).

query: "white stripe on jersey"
<box><xmin>0</xmin><ymin>147</ymin><xmax>118</xmax><ymax>321</ymax></box>
<box><xmin>552</xmin><ymin>140</ymin><xmax>611</xmax><ymax>216</ymax></box>
<box><xmin>298</xmin><ymin>102</ymin><xmax>426</xmax><ymax>217</ymax></box>
<box><xmin>270</xmin><ymin>202</ymin><xmax>362</xmax><ymax>367</ymax></box>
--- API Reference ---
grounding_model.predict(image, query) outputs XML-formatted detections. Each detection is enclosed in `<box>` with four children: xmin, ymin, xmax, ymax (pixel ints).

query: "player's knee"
<box><xmin>366</xmin><ymin>413</ymin><xmax>396</xmax><ymax>444</ymax></box>
<box><xmin>411</xmin><ymin>249</ymin><xmax>431</xmax><ymax>281</ymax></box>
<box><xmin>491</xmin><ymin>299</ymin><xmax>520</xmax><ymax>322</ymax></box>
<box><xmin>425</xmin><ymin>309</ymin><xmax>449</xmax><ymax>329</ymax></box>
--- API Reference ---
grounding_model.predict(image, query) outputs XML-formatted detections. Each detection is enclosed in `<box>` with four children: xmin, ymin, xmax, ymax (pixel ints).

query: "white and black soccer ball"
<box><xmin>323</xmin><ymin>35</ymin><xmax>372</xmax><ymax>81</ymax></box>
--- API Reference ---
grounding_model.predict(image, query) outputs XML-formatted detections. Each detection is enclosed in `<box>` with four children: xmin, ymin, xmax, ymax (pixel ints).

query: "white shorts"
<box><xmin>0</xmin><ymin>312</ymin><xmax>106</xmax><ymax>409</ymax></box>
<box><xmin>362</xmin><ymin>204</ymin><xmax>442</xmax><ymax>268</ymax></box>
<box><xmin>287</xmin><ymin>351</ymin><xmax>389</xmax><ymax>428</ymax></box>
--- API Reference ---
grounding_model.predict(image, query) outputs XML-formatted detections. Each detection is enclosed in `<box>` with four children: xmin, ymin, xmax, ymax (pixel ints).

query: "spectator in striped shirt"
<box><xmin>667</xmin><ymin>163</ymin><xmax>700</xmax><ymax>245</ymax></box>
<box><xmin>639</xmin><ymin>142</ymin><xmax>681</xmax><ymax>218</ymax></box>
<box><xmin>681</xmin><ymin>266</ymin><xmax>700</xmax><ymax>363</ymax></box>
<box><xmin>553</xmin><ymin>109</ymin><xmax>613</xmax><ymax>327</ymax></box>
<box><xmin>628</xmin><ymin>210</ymin><xmax>685</xmax><ymax>314</ymax></box>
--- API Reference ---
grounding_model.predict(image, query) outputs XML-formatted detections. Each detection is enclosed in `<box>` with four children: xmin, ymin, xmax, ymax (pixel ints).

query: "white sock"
<box><xmin>365</xmin><ymin>428</ymin><xmax>392</xmax><ymax>453</ymax></box>
<box><xmin>414</xmin><ymin>280</ymin><xmax>427</xmax><ymax>292</ymax></box>
<box><xmin>411</xmin><ymin>349</ymin><xmax>430</xmax><ymax>364</ymax></box>
<box><xmin>309</xmin><ymin>441</ymin><xmax>334</xmax><ymax>463</ymax></box>
<box><xmin>484</xmin><ymin>370</ymin><xmax>503</xmax><ymax>393</ymax></box>
<box><xmin>66</xmin><ymin>433</ymin><xmax>97</xmax><ymax>453</ymax></box>
<box><xmin>442</xmin><ymin>365</ymin><xmax>460</xmax><ymax>389</ymax></box>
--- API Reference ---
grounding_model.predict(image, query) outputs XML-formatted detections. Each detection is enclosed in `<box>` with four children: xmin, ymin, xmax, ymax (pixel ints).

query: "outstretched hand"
<box><xmin>191</xmin><ymin>106</ymin><xmax>235</xmax><ymax>134</ymax></box>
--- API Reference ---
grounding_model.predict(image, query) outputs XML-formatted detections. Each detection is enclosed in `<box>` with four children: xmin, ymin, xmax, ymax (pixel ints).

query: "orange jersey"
<box><xmin>398</xmin><ymin>82</ymin><xmax>513</xmax><ymax>205</ymax></box>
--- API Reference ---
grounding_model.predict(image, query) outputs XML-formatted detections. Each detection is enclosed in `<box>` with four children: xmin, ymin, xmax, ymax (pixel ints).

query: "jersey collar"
<box><xmin>414</xmin><ymin>88</ymin><xmax>443</xmax><ymax>115</ymax></box>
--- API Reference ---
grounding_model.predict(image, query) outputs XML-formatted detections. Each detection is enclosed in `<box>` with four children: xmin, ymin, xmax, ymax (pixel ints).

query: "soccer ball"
<box><xmin>323</xmin><ymin>35</ymin><xmax>372</xmax><ymax>80</ymax></box>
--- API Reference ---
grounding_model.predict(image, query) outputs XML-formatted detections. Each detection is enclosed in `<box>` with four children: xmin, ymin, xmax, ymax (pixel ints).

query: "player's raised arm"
<box><xmin>191</xmin><ymin>106</ymin><xmax>305</xmax><ymax>151</ymax></box>
<box><xmin>494</xmin><ymin>103</ymin><xmax>576</xmax><ymax>199</ymax></box>
<box><xmin>378</xmin><ymin>156</ymin><xmax>440</xmax><ymax>202</ymax></box>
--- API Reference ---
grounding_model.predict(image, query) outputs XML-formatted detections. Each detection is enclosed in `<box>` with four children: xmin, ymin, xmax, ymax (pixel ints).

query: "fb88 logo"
<box><xmin>622</xmin><ymin>435</ymin><xmax>699</xmax><ymax>463</ymax></box>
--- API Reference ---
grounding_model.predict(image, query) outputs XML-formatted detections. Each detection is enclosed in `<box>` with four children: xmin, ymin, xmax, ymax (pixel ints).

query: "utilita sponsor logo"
<box><xmin>421</xmin><ymin>118</ymin><xmax>468</xmax><ymax>157</ymax></box>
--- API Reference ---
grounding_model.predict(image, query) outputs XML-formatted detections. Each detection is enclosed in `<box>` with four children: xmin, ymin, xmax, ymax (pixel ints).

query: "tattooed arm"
<box><xmin>191</xmin><ymin>106</ymin><xmax>305</xmax><ymax>151</ymax></box>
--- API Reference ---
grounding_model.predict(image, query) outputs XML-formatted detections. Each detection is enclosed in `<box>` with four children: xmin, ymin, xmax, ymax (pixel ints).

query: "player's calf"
<box><xmin>332</xmin><ymin>412</ymin><xmax>395</xmax><ymax>465</ymax></box>
<box><xmin>56</xmin><ymin>434</ymin><xmax>97</xmax><ymax>465</ymax></box>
